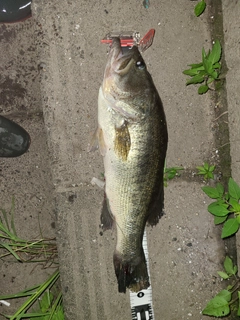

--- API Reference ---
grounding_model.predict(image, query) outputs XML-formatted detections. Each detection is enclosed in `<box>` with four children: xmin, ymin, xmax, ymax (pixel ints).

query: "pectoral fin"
<box><xmin>114</xmin><ymin>101</ymin><xmax>140</xmax><ymax>121</ymax></box>
<box><xmin>88</xmin><ymin>127</ymin><xmax>107</xmax><ymax>156</ymax></box>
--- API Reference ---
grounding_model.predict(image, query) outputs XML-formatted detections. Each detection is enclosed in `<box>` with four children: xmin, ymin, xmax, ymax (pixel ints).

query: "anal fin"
<box><xmin>100</xmin><ymin>196</ymin><xmax>114</xmax><ymax>231</ymax></box>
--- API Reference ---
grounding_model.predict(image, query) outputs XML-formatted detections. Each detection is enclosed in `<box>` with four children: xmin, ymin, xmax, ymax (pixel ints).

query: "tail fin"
<box><xmin>113</xmin><ymin>250</ymin><xmax>150</xmax><ymax>293</ymax></box>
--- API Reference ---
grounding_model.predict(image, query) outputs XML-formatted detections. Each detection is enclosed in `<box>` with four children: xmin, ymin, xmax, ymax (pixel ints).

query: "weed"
<box><xmin>183</xmin><ymin>40</ymin><xmax>222</xmax><ymax>94</ymax></box>
<box><xmin>0</xmin><ymin>200</ymin><xmax>64</xmax><ymax>319</ymax></box>
<box><xmin>202</xmin><ymin>177</ymin><xmax>240</xmax><ymax>238</ymax></box>
<box><xmin>196</xmin><ymin>162</ymin><xmax>215</xmax><ymax>180</ymax></box>
<box><xmin>0</xmin><ymin>270</ymin><xmax>64</xmax><ymax>320</ymax></box>
<box><xmin>0</xmin><ymin>198</ymin><xmax>57</xmax><ymax>264</ymax></box>
<box><xmin>164</xmin><ymin>166</ymin><xmax>184</xmax><ymax>187</ymax></box>
<box><xmin>202</xmin><ymin>256</ymin><xmax>240</xmax><ymax>317</ymax></box>
<box><xmin>194</xmin><ymin>0</ymin><xmax>206</xmax><ymax>17</ymax></box>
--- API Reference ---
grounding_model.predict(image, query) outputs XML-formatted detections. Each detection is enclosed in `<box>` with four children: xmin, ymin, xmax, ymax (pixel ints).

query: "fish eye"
<box><xmin>136</xmin><ymin>60</ymin><xmax>146</xmax><ymax>70</ymax></box>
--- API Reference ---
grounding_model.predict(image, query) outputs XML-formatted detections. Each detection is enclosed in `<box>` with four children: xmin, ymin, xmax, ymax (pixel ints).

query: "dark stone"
<box><xmin>0</xmin><ymin>115</ymin><xmax>31</xmax><ymax>157</ymax></box>
<box><xmin>0</xmin><ymin>0</ymin><xmax>31</xmax><ymax>23</ymax></box>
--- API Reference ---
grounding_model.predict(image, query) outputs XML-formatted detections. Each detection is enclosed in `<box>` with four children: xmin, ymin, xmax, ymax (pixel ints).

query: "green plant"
<box><xmin>194</xmin><ymin>0</ymin><xmax>206</xmax><ymax>17</ymax></box>
<box><xmin>164</xmin><ymin>166</ymin><xmax>184</xmax><ymax>187</ymax></box>
<box><xmin>0</xmin><ymin>198</ymin><xmax>57</xmax><ymax>264</ymax></box>
<box><xmin>196</xmin><ymin>162</ymin><xmax>215</xmax><ymax>180</ymax></box>
<box><xmin>183</xmin><ymin>40</ymin><xmax>222</xmax><ymax>94</ymax></box>
<box><xmin>0</xmin><ymin>270</ymin><xmax>64</xmax><ymax>320</ymax></box>
<box><xmin>202</xmin><ymin>256</ymin><xmax>240</xmax><ymax>317</ymax></box>
<box><xmin>202</xmin><ymin>177</ymin><xmax>240</xmax><ymax>238</ymax></box>
<box><xmin>0</xmin><ymin>200</ymin><xmax>64</xmax><ymax>319</ymax></box>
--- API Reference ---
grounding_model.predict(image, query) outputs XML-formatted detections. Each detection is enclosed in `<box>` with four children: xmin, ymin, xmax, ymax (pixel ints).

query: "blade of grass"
<box><xmin>0</xmin><ymin>287</ymin><xmax>39</xmax><ymax>300</ymax></box>
<box><xmin>49</xmin><ymin>292</ymin><xmax>63</xmax><ymax>320</ymax></box>
<box><xmin>10</xmin><ymin>197</ymin><xmax>17</xmax><ymax>237</ymax></box>
<box><xmin>0</xmin><ymin>243</ymin><xmax>22</xmax><ymax>261</ymax></box>
<box><xmin>0</xmin><ymin>219</ymin><xmax>14</xmax><ymax>239</ymax></box>
<box><xmin>9</xmin><ymin>270</ymin><xmax>59</xmax><ymax>320</ymax></box>
<box><xmin>1</xmin><ymin>208</ymin><xmax>11</xmax><ymax>232</ymax></box>
<box><xmin>16</xmin><ymin>312</ymin><xmax>50</xmax><ymax>318</ymax></box>
<box><xmin>0</xmin><ymin>239</ymin><xmax>57</xmax><ymax>260</ymax></box>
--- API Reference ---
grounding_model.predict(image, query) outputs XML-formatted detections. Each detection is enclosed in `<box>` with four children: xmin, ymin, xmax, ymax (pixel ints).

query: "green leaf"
<box><xmin>209</xmin><ymin>165</ymin><xmax>215</xmax><ymax>172</ymax></box>
<box><xmin>194</xmin><ymin>0</ymin><xmax>206</xmax><ymax>17</ymax></box>
<box><xmin>202</xmin><ymin>186</ymin><xmax>220</xmax><ymax>199</ymax></box>
<box><xmin>3</xmin><ymin>270</ymin><xmax>60</xmax><ymax>320</ymax></box>
<box><xmin>198</xmin><ymin>85</ymin><xmax>209</xmax><ymax>94</ymax></box>
<box><xmin>214</xmin><ymin>215</ymin><xmax>227</xmax><ymax>225</ymax></box>
<box><xmin>196</xmin><ymin>165</ymin><xmax>206</xmax><ymax>171</ymax></box>
<box><xmin>202</xmin><ymin>47</ymin><xmax>207</xmax><ymax>62</ymax></box>
<box><xmin>205</xmin><ymin>172</ymin><xmax>214</xmax><ymax>180</ymax></box>
<box><xmin>221</xmin><ymin>218</ymin><xmax>239</xmax><ymax>238</ymax></box>
<box><xmin>224</xmin><ymin>192</ymin><xmax>230</xmax><ymax>201</ymax></box>
<box><xmin>217</xmin><ymin>290</ymin><xmax>232</xmax><ymax>302</ymax></box>
<box><xmin>39</xmin><ymin>291</ymin><xmax>52</xmax><ymax>312</ymax></box>
<box><xmin>238</xmin><ymin>292</ymin><xmax>240</xmax><ymax>316</ymax></box>
<box><xmin>228</xmin><ymin>177</ymin><xmax>240</xmax><ymax>200</ymax></box>
<box><xmin>197</xmin><ymin>169</ymin><xmax>206</xmax><ymax>175</ymax></box>
<box><xmin>224</xmin><ymin>256</ymin><xmax>235</xmax><ymax>275</ymax></box>
<box><xmin>203</xmin><ymin>57</ymin><xmax>214</xmax><ymax>76</ymax></box>
<box><xmin>208</xmin><ymin>40</ymin><xmax>222</xmax><ymax>65</ymax></box>
<box><xmin>202</xmin><ymin>294</ymin><xmax>230</xmax><ymax>317</ymax></box>
<box><xmin>186</xmin><ymin>74</ymin><xmax>205</xmax><ymax>85</ymax></box>
<box><xmin>217</xmin><ymin>271</ymin><xmax>229</xmax><ymax>279</ymax></box>
<box><xmin>52</xmin><ymin>307</ymin><xmax>65</xmax><ymax>320</ymax></box>
<box><xmin>164</xmin><ymin>167</ymin><xmax>183</xmax><ymax>181</ymax></box>
<box><xmin>0</xmin><ymin>242</ymin><xmax>22</xmax><ymax>261</ymax></box>
<box><xmin>203</xmin><ymin>162</ymin><xmax>209</xmax><ymax>170</ymax></box>
<box><xmin>208</xmin><ymin>202</ymin><xmax>230</xmax><ymax>216</ymax></box>
<box><xmin>229</xmin><ymin>198</ymin><xmax>240</xmax><ymax>212</ymax></box>
<box><xmin>207</xmin><ymin>76</ymin><xmax>215</xmax><ymax>85</ymax></box>
<box><xmin>216</xmin><ymin>183</ymin><xmax>224</xmax><ymax>197</ymax></box>
<box><xmin>210</xmin><ymin>70</ymin><xmax>219</xmax><ymax>79</ymax></box>
<box><xmin>234</xmin><ymin>265</ymin><xmax>238</xmax><ymax>274</ymax></box>
<box><xmin>183</xmin><ymin>68</ymin><xmax>200</xmax><ymax>76</ymax></box>
<box><xmin>213</xmin><ymin>62</ymin><xmax>221</xmax><ymax>69</ymax></box>
<box><xmin>188</xmin><ymin>63</ymin><xmax>203</xmax><ymax>68</ymax></box>
<box><xmin>21</xmin><ymin>312</ymin><xmax>49</xmax><ymax>318</ymax></box>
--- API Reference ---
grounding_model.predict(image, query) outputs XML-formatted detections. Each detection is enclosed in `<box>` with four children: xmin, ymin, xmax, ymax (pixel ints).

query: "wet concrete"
<box><xmin>0</xmin><ymin>19</ymin><xmax>55</xmax><ymax>315</ymax></box>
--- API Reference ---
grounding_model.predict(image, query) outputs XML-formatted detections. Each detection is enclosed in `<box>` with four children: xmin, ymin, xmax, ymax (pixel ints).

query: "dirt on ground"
<box><xmin>0</xmin><ymin>19</ymin><xmax>56</xmax><ymax>317</ymax></box>
<box><xmin>1</xmin><ymin>1</ymin><xmax>239</xmax><ymax>320</ymax></box>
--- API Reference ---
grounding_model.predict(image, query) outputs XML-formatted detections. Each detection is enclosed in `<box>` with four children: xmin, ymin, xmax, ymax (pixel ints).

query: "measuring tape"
<box><xmin>130</xmin><ymin>230</ymin><xmax>154</xmax><ymax>320</ymax></box>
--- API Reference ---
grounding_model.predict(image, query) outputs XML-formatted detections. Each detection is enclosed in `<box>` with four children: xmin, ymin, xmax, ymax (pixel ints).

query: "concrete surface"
<box><xmin>0</xmin><ymin>19</ymin><xmax>56</xmax><ymax>315</ymax></box>
<box><xmin>222</xmin><ymin>1</ymin><xmax>240</xmax><ymax>272</ymax></box>
<box><xmin>1</xmin><ymin>0</ymin><xmax>239</xmax><ymax>319</ymax></box>
<box><xmin>31</xmin><ymin>1</ymin><xmax>227</xmax><ymax>319</ymax></box>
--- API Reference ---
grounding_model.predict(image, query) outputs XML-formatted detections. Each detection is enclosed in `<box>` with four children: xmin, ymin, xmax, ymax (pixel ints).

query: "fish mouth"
<box><xmin>108</xmin><ymin>38</ymin><xmax>136</xmax><ymax>75</ymax></box>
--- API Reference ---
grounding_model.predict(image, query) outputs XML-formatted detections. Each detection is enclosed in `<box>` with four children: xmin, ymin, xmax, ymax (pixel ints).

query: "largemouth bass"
<box><xmin>96</xmin><ymin>38</ymin><xmax>168</xmax><ymax>293</ymax></box>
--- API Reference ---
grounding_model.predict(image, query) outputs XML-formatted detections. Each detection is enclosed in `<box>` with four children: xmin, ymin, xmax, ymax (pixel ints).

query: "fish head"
<box><xmin>103</xmin><ymin>37</ymin><xmax>152</xmax><ymax>97</ymax></box>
